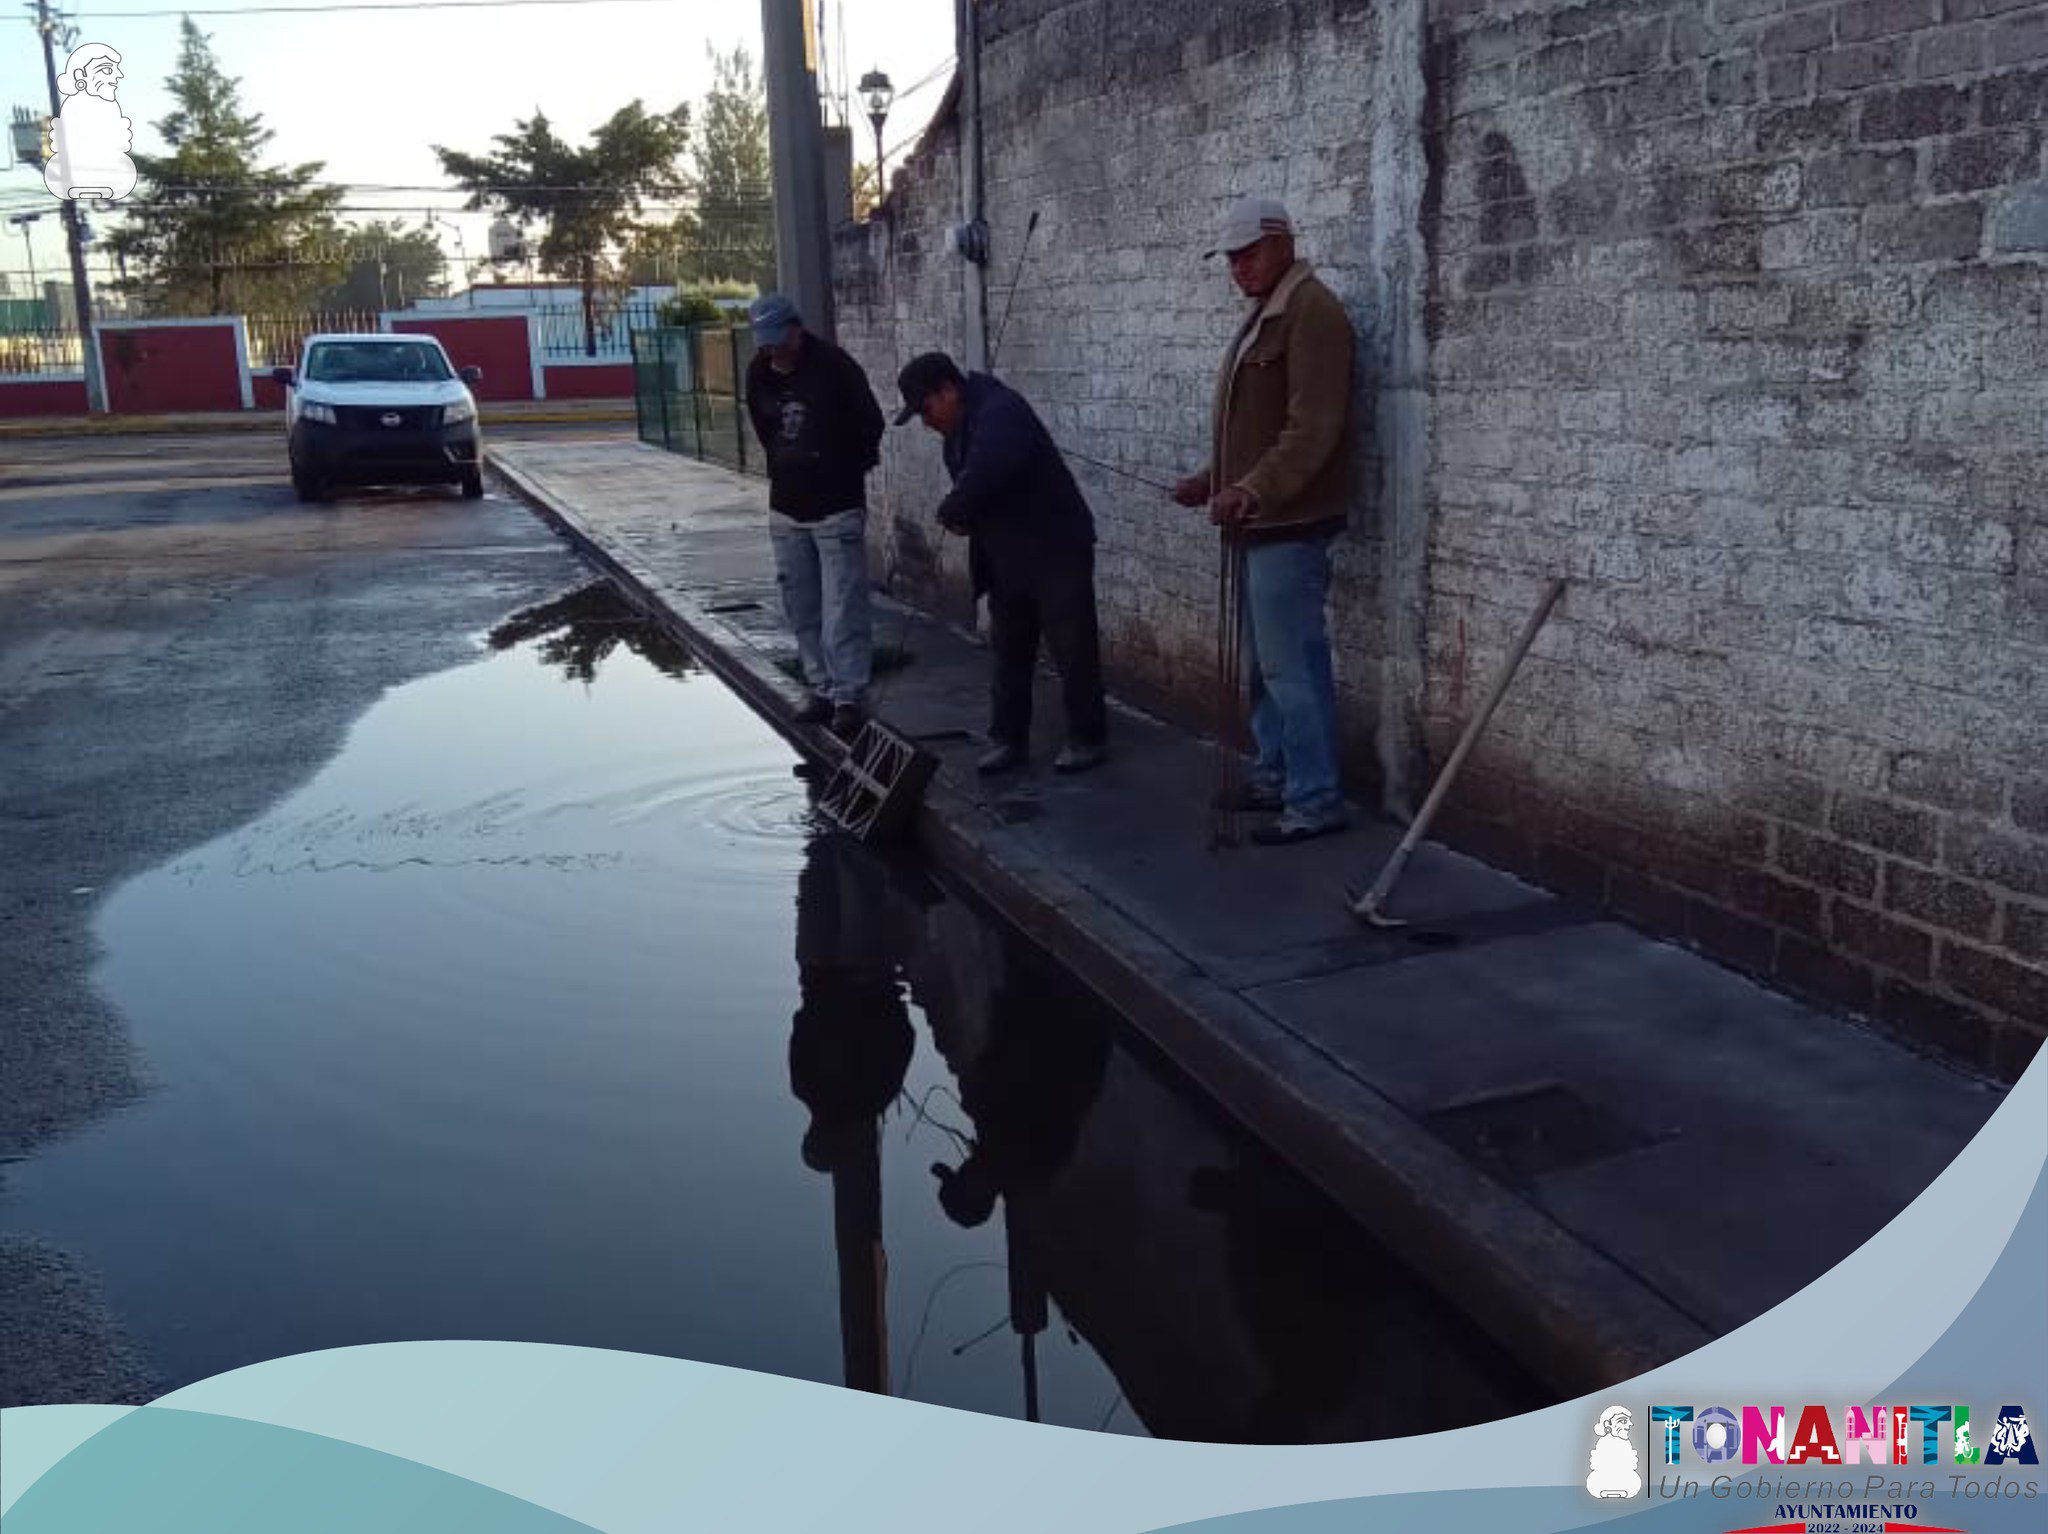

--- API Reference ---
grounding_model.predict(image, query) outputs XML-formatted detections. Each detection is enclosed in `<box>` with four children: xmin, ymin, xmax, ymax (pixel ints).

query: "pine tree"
<box><xmin>106</xmin><ymin>19</ymin><xmax>344</xmax><ymax>314</ymax></box>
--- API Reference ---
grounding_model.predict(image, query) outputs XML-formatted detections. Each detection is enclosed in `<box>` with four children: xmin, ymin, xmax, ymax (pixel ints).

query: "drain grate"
<box><xmin>1422</xmin><ymin>1082</ymin><xmax>1654</xmax><ymax>1190</ymax></box>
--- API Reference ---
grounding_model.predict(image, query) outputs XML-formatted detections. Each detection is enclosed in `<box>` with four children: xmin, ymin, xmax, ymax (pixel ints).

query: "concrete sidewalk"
<box><xmin>492</xmin><ymin>437</ymin><xmax>2004</xmax><ymax>1398</ymax></box>
<box><xmin>0</xmin><ymin>398</ymin><xmax>633</xmax><ymax>438</ymax></box>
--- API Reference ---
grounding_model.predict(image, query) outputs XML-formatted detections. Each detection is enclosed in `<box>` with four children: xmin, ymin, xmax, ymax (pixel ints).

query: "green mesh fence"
<box><xmin>630</xmin><ymin>324</ymin><xmax>757</xmax><ymax>475</ymax></box>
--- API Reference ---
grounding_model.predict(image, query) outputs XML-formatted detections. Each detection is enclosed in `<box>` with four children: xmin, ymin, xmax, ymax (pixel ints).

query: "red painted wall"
<box><xmin>390</xmin><ymin>315</ymin><xmax>533</xmax><ymax>402</ymax></box>
<box><xmin>98</xmin><ymin>324</ymin><xmax>245</xmax><ymax>414</ymax></box>
<box><xmin>0</xmin><ymin>378</ymin><xmax>90</xmax><ymax>418</ymax></box>
<box><xmin>541</xmin><ymin>362</ymin><xmax>633</xmax><ymax>400</ymax></box>
<box><xmin>250</xmin><ymin>373</ymin><xmax>287</xmax><ymax>411</ymax></box>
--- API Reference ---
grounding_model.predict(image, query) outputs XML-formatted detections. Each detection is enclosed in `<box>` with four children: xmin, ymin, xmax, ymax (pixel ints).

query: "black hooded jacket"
<box><xmin>745</xmin><ymin>333</ymin><xmax>886</xmax><ymax>521</ymax></box>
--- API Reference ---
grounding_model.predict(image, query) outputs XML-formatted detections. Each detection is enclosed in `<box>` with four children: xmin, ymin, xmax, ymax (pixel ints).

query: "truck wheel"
<box><xmin>292</xmin><ymin>462</ymin><xmax>325</xmax><ymax>503</ymax></box>
<box><xmin>461</xmin><ymin>467</ymin><xmax>485</xmax><ymax>499</ymax></box>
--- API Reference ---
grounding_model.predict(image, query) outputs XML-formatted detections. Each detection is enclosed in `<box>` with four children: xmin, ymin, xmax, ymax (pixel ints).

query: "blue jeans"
<box><xmin>1243</xmin><ymin>535</ymin><xmax>1344</xmax><ymax>825</ymax></box>
<box><xmin>769</xmin><ymin>508</ymin><xmax>872</xmax><ymax>706</ymax></box>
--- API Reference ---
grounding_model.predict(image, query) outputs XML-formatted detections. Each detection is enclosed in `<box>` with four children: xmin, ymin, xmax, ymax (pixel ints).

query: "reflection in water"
<box><xmin>5</xmin><ymin>594</ymin><xmax>1553</xmax><ymax>1440</ymax></box>
<box><xmin>786</xmin><ymin>833</ymin><xmax>1551</xmax><ymax>1442</ymax></box>
<box><xmin>487</xmin><ymin>582</ymin><xmax>695</xmax><ymax>682</ymax></box>
<box><xmin>789</xmin><ymin>841</ymin><xmax>914</xmax><ymax>1396</ymax></box>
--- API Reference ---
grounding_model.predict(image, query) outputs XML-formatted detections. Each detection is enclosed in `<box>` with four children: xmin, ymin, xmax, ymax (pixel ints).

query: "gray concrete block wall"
<box><xmin>830</xmin><ymin>0</ymin><xmax>2046</xmax><ymax>1077</ymax></box>
<box><xmin>1424</xmin><ymin>0</ymin><xmax>2046</xmax><ymax>1076</ymax></box>
<box><xmin>838</xmin><ymin>0</ymin><xmax>1391</xmax><ymax>739</ymax></box>
<box><xmin>833</xmin><ymin>115</ymin><xmax>971</xmax><ymax>615</ymax></box>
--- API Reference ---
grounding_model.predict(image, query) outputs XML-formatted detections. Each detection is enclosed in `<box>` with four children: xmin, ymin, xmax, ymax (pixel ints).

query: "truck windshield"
<box><xmin>304</xmin><ymin>343</ymin><xmax>454</xmax><ymax>384</ymax></box>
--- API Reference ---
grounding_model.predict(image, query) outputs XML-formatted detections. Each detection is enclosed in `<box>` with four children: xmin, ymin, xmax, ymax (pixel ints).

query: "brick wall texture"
<box><xmin>831</xmin><ymin>0</ymin><xmax>2047</xmax><ymax>1080</ymax></box>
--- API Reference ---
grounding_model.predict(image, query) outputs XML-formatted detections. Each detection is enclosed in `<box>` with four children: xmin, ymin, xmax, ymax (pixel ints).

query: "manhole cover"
<box><xmin>1422</xmin><ymin>1082</ymin><xmax>1654</xmax><ymax>1189</ymax></box>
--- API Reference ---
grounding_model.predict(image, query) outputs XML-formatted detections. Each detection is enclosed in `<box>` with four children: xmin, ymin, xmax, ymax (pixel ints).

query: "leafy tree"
<box><xmin>436</xmin><ymin>102</ymin><xmax>690</xmax><ymax>356</ymax></box>
<box><xmin>619</xmin><ymin>218</ymin><xmax>701</xmax><ymax>286</ymax></box>
<box><xmin>106</xmin><ymin>19</ymin><xmax>345</xmax><ymax>314</ymax></box>
<box><xmin>316</xmin><ymin>220</ymin><xmax>448</xmax><ymax>310</ymax></box>
<box><xmin>688</xmin><ymin>46</ymin><xmax>775</xmax><ymax>291</ymax></box>
<box><xmin>656</xmin><ymin>290</ymin><xmax>726</xmax><ymax>327</ymax></box>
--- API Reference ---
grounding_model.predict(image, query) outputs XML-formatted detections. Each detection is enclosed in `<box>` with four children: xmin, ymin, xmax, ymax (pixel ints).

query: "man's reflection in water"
<box><xmin>789</xmin><ymin>835</ymin><xmax>913</xmax><ymax>1395</ymax></box>
<box><xmin>1187</xmin><ymin>1151</ymin><xmax>1370</xmax><ymax>1443</ymax></box>
<box><xmin>928</xmin><ymin>953</ymin><xmax>1110</xmax><ymax>1421</ymax></box>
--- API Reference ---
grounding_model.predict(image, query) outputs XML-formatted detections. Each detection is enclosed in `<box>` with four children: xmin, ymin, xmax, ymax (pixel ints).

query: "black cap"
<box><xmin>893</xmin><ymin>351</ymin><xmax>966</xmax><ymax>425</ymax></box>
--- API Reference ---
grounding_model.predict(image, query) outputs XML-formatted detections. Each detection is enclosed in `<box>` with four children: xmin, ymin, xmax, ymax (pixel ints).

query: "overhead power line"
<box><xmin>73</xmin><ymin>0</ymin><xmax>672</xmax><ymax>17</ymax></box>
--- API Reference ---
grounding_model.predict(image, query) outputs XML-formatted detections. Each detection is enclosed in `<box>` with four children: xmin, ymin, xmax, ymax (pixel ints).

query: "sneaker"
<box><xmin>976</xmin><ymin>742</ymin><xmax>1027</xmax><ymax>776</ymax></box>
<box><xmin>1212</xmin><ymin>780</ymin><xmax>1283</xmax><ymax>812</ymax></box>
<box><xmin>829</xmin><ymin>704</ymin><xmax>866</xmax><ymax>739</ymax></box>
<box><xmin>1248</xmin><ymin>812</ymin><xmax>1348</xmax><ymax>847</ymax></box>
<box><xmin>793</xmin><ymin>694</ymin><xmax>832</xmax><ymax>726</ymax></box>
<box><xmin>1052</xmin><ymin>742</ymin><xmax>1108</xmax><ymax>774</ymax></box>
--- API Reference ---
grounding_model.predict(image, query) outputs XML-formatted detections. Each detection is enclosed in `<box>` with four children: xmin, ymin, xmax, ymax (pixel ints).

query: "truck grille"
<box><xmin>336</xmin><ymin>404</ymin><xmax>442</xmax><ymax>430</ymax></box>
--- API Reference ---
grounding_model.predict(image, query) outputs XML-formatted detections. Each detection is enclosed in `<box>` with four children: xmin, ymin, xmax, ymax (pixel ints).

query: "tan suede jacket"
<box><xmin>1210</xmin><ymin>261</ymin><xmax>1355</xmax><ymax>539</ymax></box>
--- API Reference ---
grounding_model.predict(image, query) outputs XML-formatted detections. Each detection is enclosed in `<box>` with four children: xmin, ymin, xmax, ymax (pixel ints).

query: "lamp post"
<box><xmin>857</xmin><ymin>68</ymin><xmax>893</xmax><ymax>216</ymax></box>
<box><xmin>8</xmin><ymin>212</ymin><xmax>42</xmax><ymax>306</ymax></box>
<box><xmin>428</xmin><ymin>212</ymin><xmax>471</xmax><ymax>306</ymax></box>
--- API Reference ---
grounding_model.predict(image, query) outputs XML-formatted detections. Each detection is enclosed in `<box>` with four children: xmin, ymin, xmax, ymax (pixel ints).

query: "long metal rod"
<box><xmin>1350</xmin><ymin>577</ymin><xmax>1565</xmax><ymax>925</ymax></box>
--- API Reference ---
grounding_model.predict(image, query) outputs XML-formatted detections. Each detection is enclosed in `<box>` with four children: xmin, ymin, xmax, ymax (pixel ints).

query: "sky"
<box><xmin>0</xmin><ymin>0</ymin><xmax>953</xmax><ymax>300</ymax></box>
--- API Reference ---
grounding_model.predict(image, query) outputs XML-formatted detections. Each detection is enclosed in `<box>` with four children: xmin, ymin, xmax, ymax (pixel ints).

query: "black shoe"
<box><xmin>793</xmin><ymin>694</ymin><xmax>832</xmax><ymax>726</ymax></box>
<box><xmin>1213</xmin><ymin>781</ymin><xmax>1283</xmax><ymax>812</ymax></box>
<box><xmin>976</xmin><ymin>742</ymin><xmax>1027</xmax><ymax>775</ymax></box>
<box><xmin>829</xmin><ymin>704</ymin><xmax>866</xmax><ymax>739</ymax></box>
<box><xmin>1248</xmin><ymin>813</ymin><xmax>1348</xmax><ymax>847</ymax></box>
<box><xmin>1053</xmin><ymin>742</ymin><xmax>1107</xmax><ymax>774</ymax></box>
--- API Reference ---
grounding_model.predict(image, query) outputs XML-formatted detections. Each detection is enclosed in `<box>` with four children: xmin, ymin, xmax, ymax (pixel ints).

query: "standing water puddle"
<box><xmin>4</xmin><ymin>585</ymin><xmax>1543</xmax><ymax>1441</ymax></box>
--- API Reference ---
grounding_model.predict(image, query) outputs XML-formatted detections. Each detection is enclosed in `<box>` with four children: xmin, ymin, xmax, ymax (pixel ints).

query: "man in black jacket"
<box><xmin>895</xmin><ymin>352</ymin><xmax>1107</xmax><ymax>775</ymax></box>
<box><xmin>745</xmin><ymin>294</ymin><xmax>886</xmax><ymax>735</ymax></box>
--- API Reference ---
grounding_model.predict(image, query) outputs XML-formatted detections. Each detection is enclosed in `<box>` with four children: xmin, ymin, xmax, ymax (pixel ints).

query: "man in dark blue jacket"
<box><xmin>895</xmin><ymin>352</ymin><xmax>1107</xmax><ymax>775</ymax></box>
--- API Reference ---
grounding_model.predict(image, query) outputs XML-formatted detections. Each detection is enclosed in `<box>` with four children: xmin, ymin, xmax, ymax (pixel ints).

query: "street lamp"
<box><xmin>427</xmin><ymin>212</ymin><xmax>472</xmax><ymax>306</ymax></box>
<box><xmin>857</xmin><ymin>68</ymin><xmax>893</xmax><ymax>215</ymax></box>
<box><xmin>8</xmin><ymin>212</ymin><xmax>43</xmax><ymax>307</ymax></box>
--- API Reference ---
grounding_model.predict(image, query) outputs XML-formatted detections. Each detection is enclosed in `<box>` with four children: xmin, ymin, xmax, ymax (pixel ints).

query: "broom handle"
<box><xmin>1355</xmin><ymin>578</ymin><xmax>1566</xmax><ymax>913</ymax></box>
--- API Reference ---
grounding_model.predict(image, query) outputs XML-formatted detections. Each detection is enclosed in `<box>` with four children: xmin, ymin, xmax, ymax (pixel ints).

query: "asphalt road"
<box><xmin>0</xmin><ymin>427</ymin><xmax>611</xmax><ymax>1404</ymax></box>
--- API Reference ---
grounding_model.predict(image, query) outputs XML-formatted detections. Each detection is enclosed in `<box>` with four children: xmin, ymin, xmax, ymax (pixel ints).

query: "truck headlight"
<box><xmin>301</xmin><ymin>400</ymin><xmax>337</xmax><ymax>424</ymax></box>
<box><xmin>442</xmin><ymin>397</ymin><xmax>475</xmax><ymax>426</ymax></box>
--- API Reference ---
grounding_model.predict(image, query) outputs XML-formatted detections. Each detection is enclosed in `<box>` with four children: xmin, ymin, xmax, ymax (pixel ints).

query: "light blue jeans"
<box><xmin>1243</xmin><ymin>534</ymin><xmax>1344</xmax><ymax>825</ymax></box>
<box><xmin>769</xmin><ymin>507</ymin><xmax>872</xmax><ymax>707</ymax></box>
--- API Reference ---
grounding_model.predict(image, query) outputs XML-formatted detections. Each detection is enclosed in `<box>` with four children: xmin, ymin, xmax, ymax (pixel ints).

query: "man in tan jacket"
<box><xmin>1173</xmin><ymin>197</ymin><xmax>1355</xmax><ymax>844</ymax></box>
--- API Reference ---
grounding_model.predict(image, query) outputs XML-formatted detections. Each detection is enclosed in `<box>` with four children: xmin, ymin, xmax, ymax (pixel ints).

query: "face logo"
<box><xmin>1587</xmin><ymin>1403</ymin><xmax>1644</xmax><ymax>1499</ymax></box>
<box><xmin>381</xmin><ymin>413</ymin><xmax>401</xmax><ymax>427</ymax></box>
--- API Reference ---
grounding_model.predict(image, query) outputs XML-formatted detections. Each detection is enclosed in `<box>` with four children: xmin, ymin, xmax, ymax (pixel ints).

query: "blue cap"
<box><xmin>748</xmin><ymin>293</ymin><xmax>800</xmax><ymax>345</ymax></box>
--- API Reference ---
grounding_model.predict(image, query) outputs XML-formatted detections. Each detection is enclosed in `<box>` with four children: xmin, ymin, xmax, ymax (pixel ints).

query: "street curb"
<box><xmin>491</xmin><ymin>448</ymin><xmax>1718</xmax><ymax>1399</ymax></box>
<box><xmin>0</xmin><ymin>408</ymin><xmax>636</xmax><ymax>439</ymax></box>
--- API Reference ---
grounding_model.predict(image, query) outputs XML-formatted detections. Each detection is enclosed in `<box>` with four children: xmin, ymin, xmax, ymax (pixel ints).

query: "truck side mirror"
<box><xmin>270</xmin><ymin>366</ymin><xmax>294</xmax><ymax>387</ymax></box>
<box><xmin>459</xmin><ymin>365</ymin><xmax>483</xmax><ymax>385</ymax></box>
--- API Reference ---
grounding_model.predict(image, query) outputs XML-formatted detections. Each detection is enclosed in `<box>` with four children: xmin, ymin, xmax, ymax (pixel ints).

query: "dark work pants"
<box><xmin>986</xmin><ymin>559</ymin><xmax>1107</xmax><ymax>750</ymax></box>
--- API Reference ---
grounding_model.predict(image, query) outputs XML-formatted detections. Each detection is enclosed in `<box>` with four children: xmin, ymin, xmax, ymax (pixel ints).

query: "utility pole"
<box><xmin>954</xmin><ymin>0</ymin><xmax>987</xmax><ymax>370</ymax></box>
<box><xmin>759</xmin><ymin>0</ymin><xmax>833</xmax><ymax>338</ymax></box>
<box><xmin>32</xmin><ymin>0</ymin><xmax>107</xmax><ymax>411</ymax></box>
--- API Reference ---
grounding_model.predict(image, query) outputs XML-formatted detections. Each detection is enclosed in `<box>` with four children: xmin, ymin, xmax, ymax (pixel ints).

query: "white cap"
<box><xmin>1204</xmin><ymin>196</ymin><xmax>1292</xmax><ymax>258</ymax></box>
